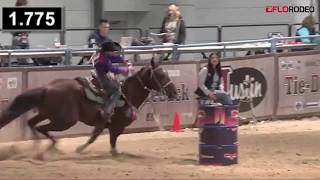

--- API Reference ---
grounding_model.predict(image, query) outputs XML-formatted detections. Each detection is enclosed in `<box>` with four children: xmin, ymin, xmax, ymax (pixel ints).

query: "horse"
<box><xmin>0</xmin><ymin>58</ymin><xmax>177</xmax><ymax>155</ymax></box>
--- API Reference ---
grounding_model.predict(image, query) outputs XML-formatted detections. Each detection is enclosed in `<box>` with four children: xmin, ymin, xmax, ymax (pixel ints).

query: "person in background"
<box><xmin>94</xmin><ymin>41</ymin><xmax>130</xmax><ymax>122</ymax></box>
<box><xmin>194</xmin><ymin>52</ymin><xmax>233</xmax><ymax>105</ymax></box>
<box><xmin>296</xmin><ymin>15</ymin><xmax>319</xmax><ymax>44</ymax></box>
<box><xmin>160</xmin><ymin>3</ymin><xmax>186</xmax><ymax>61</ymax></box>
<box><xmin>78</xmin><ymin>19</ymin><xmax>113</xmax><ymax>65</ymax></box>
<box><xmin>88</xmin><ymin>19</ymin><xmax>112</xmax><ymax>48</ymax></box>
<box><xmin>12</xmin><ymin>0</ymin><xmax>31</xmax><ymax>65</ymax></box>
<box><xmin>192</xmin><ymin>52</ymin><xmax>234</xmax><ymax>128</ymax></box>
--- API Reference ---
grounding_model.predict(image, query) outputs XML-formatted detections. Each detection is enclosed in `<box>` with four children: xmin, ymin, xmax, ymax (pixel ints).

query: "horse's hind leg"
<box><xmin>36</xmin><ymin>120</ymin><xmax>76</xmax><ymax>153</ymax></box>
<box><xmin>27</xmin><ymin>114</ymin><xmax>47</xmax><ymax>149</ymax></box>
<box><xmin>109</xmin><ymin>126</ymin><xmax>125</xmax><ymax>156</ymax></box>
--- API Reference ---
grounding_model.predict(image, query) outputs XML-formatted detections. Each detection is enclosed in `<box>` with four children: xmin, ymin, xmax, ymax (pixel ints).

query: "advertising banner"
<box><xmin>201</xmin><ymin>56</ymin><xmax>275</xmax><ymax>118</ymax></box>
<box><xmin>0</xmin><ymin>71</ymin><xmax>24</xmax><ymax>142</ymax></box>
<box><xmin>128</xmin><ymin>63</ymin><xmax>198</xmax><ymax>129</ymax></box>
<box><xmin>277</xmin><ymin>53</ymin><xmax>320</xmax><ymax>116</ymax></box>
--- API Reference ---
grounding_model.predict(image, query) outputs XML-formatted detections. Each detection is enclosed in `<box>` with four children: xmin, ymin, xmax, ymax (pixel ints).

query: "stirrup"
<box><xmin>100</xmin><ymin>109</ymin><xmax>111</xmax><ymax>119</ymax></box>
<box><xmin>116</xmin><ymin>99</ymin><xmax>125</xmax><ymax>107</ymax></box>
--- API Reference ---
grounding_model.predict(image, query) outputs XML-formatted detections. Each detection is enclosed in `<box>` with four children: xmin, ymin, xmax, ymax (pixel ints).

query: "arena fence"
<box><xmin>0</xmin><ymin>36</ymin><xmax>320</xmax><ymax>142</ymax></box>
<box><xmin>0</xmin><ymin>35</ymin><xmax>319</xmax><ymax>64</ymax></box>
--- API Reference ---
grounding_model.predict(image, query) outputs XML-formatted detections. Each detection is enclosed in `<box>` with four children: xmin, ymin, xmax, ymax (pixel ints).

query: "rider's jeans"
<box><xmin>214</xmin><ymin>90</ymin><xmax>233</xmax><ymax>105</ymax></box>
<box><xmin>98</xmin><ymin>76</ymin><xmax>120</xmax><ymax>115</ymax></box>
<box><xmin>103</xmin><ymin>91</ymin><xmax>121</xmax><ymax>114</ymax></box>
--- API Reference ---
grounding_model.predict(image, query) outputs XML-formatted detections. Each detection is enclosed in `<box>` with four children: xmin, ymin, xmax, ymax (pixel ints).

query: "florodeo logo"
<box><xmin>265</xmin><ymin>5</ymin><xmax>315</xmax><ymax>13</ymax></box>
<box><xmin>229</xmin><ymin>67</ymin><xmax>267</xmax><ymax>112</ymax></box>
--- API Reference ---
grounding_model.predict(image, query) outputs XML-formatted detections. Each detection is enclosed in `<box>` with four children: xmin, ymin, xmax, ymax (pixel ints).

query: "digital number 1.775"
<box><xmin>9</xmin><ymin>11</ymin><xmax>55</xmax><ymax>26</ymax></box>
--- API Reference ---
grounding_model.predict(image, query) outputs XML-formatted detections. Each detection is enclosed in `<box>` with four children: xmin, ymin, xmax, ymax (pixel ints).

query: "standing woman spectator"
<box><xmin>160</xmin><ymin>3</ymin><xmax>186</xmax><ymax>60</ymax></box>
<box><xmin>295</xmin><ymin>15</ymin><xmax>317</xmax><ymax>44</ymax></box>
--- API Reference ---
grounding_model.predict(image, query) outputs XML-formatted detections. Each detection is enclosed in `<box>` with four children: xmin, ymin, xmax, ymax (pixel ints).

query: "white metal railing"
<box><xmin>0</xmin><ymin>35</ymin><xmax>319</xmax><ymax>65</ymax></box>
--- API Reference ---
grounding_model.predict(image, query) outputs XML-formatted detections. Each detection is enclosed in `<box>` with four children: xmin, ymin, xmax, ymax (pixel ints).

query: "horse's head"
<box><xmin>138</xmin><ymin>58</ymin><xmax>178</xmax><ymax>100</ymax></box>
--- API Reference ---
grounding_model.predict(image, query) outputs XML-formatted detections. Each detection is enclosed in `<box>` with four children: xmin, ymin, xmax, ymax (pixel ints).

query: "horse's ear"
<box><xmin>150</xmin><ymin>56</ymin><xmax>156</xmax><ymax>69</ymax></box>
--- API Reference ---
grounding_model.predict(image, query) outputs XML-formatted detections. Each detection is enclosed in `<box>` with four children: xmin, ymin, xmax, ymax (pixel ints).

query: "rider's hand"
<box><xmin>127</xmin><ymin>63</ymin><xmax>135</xmax><ymax>75</ymax></box>
<box><xmin>122</xmin><ymin>68</ymin><xmax>130</xmax><ymax>76</ymax></box>
<box><xmin>208</xmin><ymin>92</ymin><xmax>217</xmax><ymax>100</ymax></box>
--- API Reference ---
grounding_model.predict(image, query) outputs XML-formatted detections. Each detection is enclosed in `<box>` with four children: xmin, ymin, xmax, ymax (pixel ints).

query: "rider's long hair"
<box><xmin>207</xmin><ymin>52</ymin><xmax>222</xmax><ymax>78</ymax></box>
<box><xmin>302</xmin><ymin>15</ymin><xmax>316</xmax><ymax>29</ymax></box>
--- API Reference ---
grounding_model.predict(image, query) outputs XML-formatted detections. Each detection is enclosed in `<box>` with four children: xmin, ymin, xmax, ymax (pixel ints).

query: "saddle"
<box><xmin>75</xmin><ymin>72</ymin><xmax>125</xmax><ymax>107</ymax></box>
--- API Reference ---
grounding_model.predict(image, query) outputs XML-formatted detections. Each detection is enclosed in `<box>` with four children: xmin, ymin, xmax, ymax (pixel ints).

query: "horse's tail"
<box><xmin>0</xmin><ymin>87</ymin><xmax>46</xmax><ymax>129</ymax></box>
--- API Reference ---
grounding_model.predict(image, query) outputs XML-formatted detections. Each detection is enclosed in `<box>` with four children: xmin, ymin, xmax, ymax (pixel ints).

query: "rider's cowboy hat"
<box><xmin>101</xmin><ymin>41</ymin><xmax>122</xmax><ymax>52</ymax></box>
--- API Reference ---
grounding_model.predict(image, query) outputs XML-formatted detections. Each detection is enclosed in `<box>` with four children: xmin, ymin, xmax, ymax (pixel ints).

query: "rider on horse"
<box><xmin>94</xmin><ymin>41</ymin><xmax>129</xmax><ymax>121</ymax></box>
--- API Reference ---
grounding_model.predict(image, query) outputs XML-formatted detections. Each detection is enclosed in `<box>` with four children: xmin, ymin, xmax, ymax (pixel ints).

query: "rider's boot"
<box><xmin>101</xmin><ymin>92</ymin><xmax>120</xmax><ymax>123</ymax></box>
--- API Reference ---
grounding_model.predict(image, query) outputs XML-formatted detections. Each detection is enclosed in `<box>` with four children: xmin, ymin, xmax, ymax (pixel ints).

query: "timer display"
<box><xmin>2</xmin><ymin>7</ymin><xmax>62</xmax><ymax>31</ymax></box>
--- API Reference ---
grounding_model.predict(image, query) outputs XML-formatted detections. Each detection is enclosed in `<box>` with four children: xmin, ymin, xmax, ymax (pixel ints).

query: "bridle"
<box><xmin>120</xmin><ymin>65</ymin><xmax>175</xmax><ymax>114</ymax></box>
<box><xmin>136</xmin><ymin>66</ymin><xmax>174</xmax><ymax>95</ymax></box>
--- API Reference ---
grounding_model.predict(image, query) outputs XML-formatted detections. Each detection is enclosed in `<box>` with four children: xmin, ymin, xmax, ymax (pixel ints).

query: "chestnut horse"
<box><xmin>0</xmin><ymin>59</ymin><xmax>177</xmax><ymax>155</ymax></box>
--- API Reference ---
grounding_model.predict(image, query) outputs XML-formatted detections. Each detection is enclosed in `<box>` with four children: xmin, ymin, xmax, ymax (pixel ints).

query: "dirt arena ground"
<box><xmin>0</xmin><ymin>119</ymin><xmax>319</xmax><ymax>179</ymax></box>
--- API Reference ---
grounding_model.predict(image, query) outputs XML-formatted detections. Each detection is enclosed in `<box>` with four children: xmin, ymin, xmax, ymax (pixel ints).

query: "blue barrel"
<box><xmin>197</xmin><ymin>102</ymin><xmax>239</xmax><ymax>126</ymax></box>
<box><xmin>199</xmin><ymin>144</ymin><xmax>238</xmax><ymax>165</ymax></box>
<box><xmin>199</xmin><ymin>125</ymin><xmax>238</xmax><ymax>145</ymax></box>
<box><xmin>197</xmin><ymin>101</ymin><xmax>239</xmax><ymax>165</ymax></box>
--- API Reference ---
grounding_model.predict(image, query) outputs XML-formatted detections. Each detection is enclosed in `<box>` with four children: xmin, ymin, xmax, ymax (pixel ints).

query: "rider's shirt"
<box><xmin>94</xmin><ymin>53</ymin><xmax>128</xmax><ymax>78</ymax></box>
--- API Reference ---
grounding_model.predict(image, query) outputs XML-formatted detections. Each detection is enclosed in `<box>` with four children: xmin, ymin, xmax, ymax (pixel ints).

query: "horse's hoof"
<box><xmin>110</xmin><ymin>149</ymin><xmax>119</xmax><ymax>156</ymax></box>
<box><xmin>75</xmin><ymin>148</ymin><xmax>83</xmax><ymax>154</ymax></box>
<box><xmin>34</xmin><ymin>153</ymin><xmax>44</xmax><ymax>161</ymax></box>
<box><xmin>75</xmin><ymin>145</ymin><xmax>86</xmax><ymax>154</ymax></box>
<box><xmin>9</xmin><ymin>145</ymin><xmax>19</xmax><ymax>155</ymax></box>
<box><xmin>51</xmin><ymin>147</ymin><xmax>65</xmax><ymax>155</ymax></box>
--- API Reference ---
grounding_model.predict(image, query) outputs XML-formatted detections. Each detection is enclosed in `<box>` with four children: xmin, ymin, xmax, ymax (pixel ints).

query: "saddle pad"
<box><xmin>84</xmin><ymin>87</ymin><xmax>105</xmax><ymax>105</ymax></box>
<box><xmin>81</xmin><ymin>77</ymin><xmax>126</xmax><ymax>107</ymax></box>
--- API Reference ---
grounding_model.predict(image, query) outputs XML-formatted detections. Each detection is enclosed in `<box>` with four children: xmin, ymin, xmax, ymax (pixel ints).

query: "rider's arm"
<box><xmin>95</xmin><ymin>60</ymin><xmax>128</xmax><ymax>76</ymax></box>
<box><xmin>198</xmin><ymin>67</ymin><xmax>212</xmax><ymax>96</ymax></box>
<box><xmin>96</xmin><ymin>54</ymin><xmax>128</xmax><ymax>75</ymax></box>
<box><xmin>219</xmin><ymin>77</ymin><xmax>225</xmax><ymax>92</ymax></box>
<box><xmin>106</xmin><ymin>57</ymin><xmax>128</xmax><ymax>75</ymax></box>
<box><xmin>109</xmin><ymin>55</ymin><xmax>126</xmax><ymax>63</ymax></box>
<box><xmin>110</xmin><ymin>65</ymin><xmax>129</xmax><ymax>75</ymax></box>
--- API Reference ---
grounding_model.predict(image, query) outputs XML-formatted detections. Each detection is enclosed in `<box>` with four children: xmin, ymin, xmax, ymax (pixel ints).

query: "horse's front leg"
<box><xmin>76</xmin><ymin>120</ymin><xmax>108</xmax><ymax>153</ymax></box>
<box><xmin>109</xmin><ymin>126</ymin><xmax>124</xmax><ymax>156</ymax></box>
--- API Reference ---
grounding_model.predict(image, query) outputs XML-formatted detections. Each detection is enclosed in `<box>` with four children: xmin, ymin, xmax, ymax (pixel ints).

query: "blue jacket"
<box><xmin>88</xmin><ymin>31</ymin><xmax>112</xmax><ymax>48</ymax></box>
<box><xmin>296</xmin><ymin>26</ymin><xmax>316</xmax><ymax>44</ymax></box>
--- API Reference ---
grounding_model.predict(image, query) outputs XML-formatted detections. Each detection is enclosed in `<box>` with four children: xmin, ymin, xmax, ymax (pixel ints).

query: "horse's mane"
<box><xmin>121</xmin><ymin>65</ymin><xmax>150</xmax><ymax>94</ymax></box>
<box><xmin>126</xmin><ymin>65</ymin><xmax>150</xmax><ymax>82</ymax></box>
<box><xmin>122</xmin><ymin>62</ymin><xmax>160</xmax><ymax>95</ymax></box>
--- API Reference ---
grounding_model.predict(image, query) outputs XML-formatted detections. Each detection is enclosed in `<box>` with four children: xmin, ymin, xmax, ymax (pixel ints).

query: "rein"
<box><xmin>122</xmin><ymin>66</ymin><xmax>174</xmax><ymax>112</ymax></box>
<box><xmin>136</xmin><ymin>66</ymin><xmax>174</xmax><ymax>94</ymax></box>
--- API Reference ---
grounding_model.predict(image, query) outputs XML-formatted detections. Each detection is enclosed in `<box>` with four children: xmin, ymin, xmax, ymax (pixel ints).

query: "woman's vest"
<box><xmin>204</xmin><ymin>71</ymin><xmax>221</xmax><ymax>91</ymax></box>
